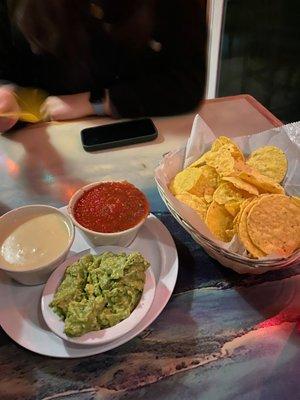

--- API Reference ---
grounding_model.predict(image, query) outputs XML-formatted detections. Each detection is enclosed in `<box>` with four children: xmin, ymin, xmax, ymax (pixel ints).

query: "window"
<box><xmin>217</xmin><ymin>0</ymin><xmax>300</xmax><ymax>122</ymax></box>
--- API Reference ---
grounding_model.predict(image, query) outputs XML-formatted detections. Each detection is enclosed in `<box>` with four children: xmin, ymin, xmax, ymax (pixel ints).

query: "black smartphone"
<box><xmin>81</xmin><ymin>118</ymin><xmax>158</xmax><ymax>151</ymax></box>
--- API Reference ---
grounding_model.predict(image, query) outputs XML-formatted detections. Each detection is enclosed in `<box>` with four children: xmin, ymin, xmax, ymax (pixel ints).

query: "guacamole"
<box><xmin>50</xmin><ymin>252</ymin><xmax>150</xmax><ymax>337</ymax></box>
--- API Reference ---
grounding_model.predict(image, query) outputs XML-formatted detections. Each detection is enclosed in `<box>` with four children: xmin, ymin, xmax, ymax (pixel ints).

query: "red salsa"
<box><xmin>74</xmin><ymin>181</ymin><xmax>150</xmax><ymax>233</ymax></box>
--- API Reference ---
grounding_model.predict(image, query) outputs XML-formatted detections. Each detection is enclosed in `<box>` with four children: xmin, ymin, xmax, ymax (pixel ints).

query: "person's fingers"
<box><xmin>0</xmin><ymin>117</ymin><xmax>18</xmax><ymax>132</ymax></box>
<box><xmin>0</xmin><ymin>89</ymin><xmax>19</xmax><ymax>131</ymax></box>
<box><xmin>41</xmin><ymin>97</ymin><xmax>64</xmax><ymax>121</ymax></box>
<box><xmin>40</xmin><ymin>96</ymin><xmax>70</xmax><ymax>121</ymax></box>
<box><xmin>0</xmin><ymin>89</ymin><xmax>19</xmax><ymax>112</ymax></box>
<box><xmin>48</xmin><ymin>108</ymin><xmax>67</xmax><ymax>121</ymax></box>
<box><xmin>39</xmin><ymin>93</ymin><xmax>94</xmax><ymax>122</ymax></box>
<box><xmin>40</xmin><ymin>105</ymin><xmax>61</xmax><ymax>121</ymax></box>
<box><xmin>0</xmin><ymin>94</ymin><xmax>13</xmax><ymax>113</ymax></box>
<box><xmin>40</xmin><ymin>97</ymin><xmax>65</xmax><ymax>121</ymax></box>
<box><xmin>40</xmin><ymin>101</ymin><xmax>52</xmax><ymax>121</ymax></box>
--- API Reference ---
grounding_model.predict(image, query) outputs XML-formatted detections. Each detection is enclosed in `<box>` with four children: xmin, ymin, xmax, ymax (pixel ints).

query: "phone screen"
<box><xmin>81</xmin><ymin>118</ymin><xmax>158</xmax><ymax>150</ymax></box>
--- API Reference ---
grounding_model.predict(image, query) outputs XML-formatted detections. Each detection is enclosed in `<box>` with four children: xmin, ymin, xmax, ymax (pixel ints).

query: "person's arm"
<box><xmin>31</xmin><ymin>0</ymin><xmax>206</xmax><ymax>122</ymax></box>
<box><xmin>108</xmin><ymin>0</ymin><xmax>207</xmax><ymax>118</ymax></box>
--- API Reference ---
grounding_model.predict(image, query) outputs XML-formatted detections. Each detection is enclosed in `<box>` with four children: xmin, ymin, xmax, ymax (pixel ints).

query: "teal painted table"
<box><xmin>1</xmin><ymin>96</ymin><xmax>298</xmax><ymax>400</ymax></box>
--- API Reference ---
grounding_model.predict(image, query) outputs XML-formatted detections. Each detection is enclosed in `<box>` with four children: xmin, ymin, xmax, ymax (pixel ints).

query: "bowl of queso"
<box><xmin>0</xmin><ymin>205</ymin><xmax>74</xmax><ymax>285</ymax></box>
<box><xmin>68</xmin><ymin>181</ymin><xmax>150</xmax><ymax>247</ymax></box>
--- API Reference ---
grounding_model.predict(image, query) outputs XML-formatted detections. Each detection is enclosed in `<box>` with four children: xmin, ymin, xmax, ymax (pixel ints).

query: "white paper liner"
<box><xmin>155</xmin><ymin>115</ymin><xmax>300</xmax><ymax>261</ymax></box>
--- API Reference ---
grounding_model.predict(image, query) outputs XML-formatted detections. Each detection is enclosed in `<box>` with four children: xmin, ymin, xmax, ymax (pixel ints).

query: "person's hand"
<box><xmin>40</xmin><ymin>92</ymin><xmax>95</xmax><ymax>121</ymax></box>
<box><xmin>0</xmin><ymin>87</ymin><xmax>20</xmax><ymax>132</ymax></box>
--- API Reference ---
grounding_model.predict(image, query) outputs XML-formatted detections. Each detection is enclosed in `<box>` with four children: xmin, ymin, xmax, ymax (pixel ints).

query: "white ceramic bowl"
<box><xmin>41</xmin><ymin>246</ymin><xmax>156</xmax><ymax>345</ymax></box>
<box><xmin>0</xmin><ymin>205</ymin><xmax>75</xmax><ymax>285</ymax></box>
<box><xmin>68</xmin><ymin>181</ymin><xmax>149</xmax><ymax>247</ymax></box>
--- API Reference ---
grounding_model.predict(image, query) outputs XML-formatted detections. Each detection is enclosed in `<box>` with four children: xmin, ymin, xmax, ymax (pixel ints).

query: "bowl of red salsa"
<box><xmin>68</xmin><ymin>181</ymin><xmax>150</xmax><ymax>246</ymax></box>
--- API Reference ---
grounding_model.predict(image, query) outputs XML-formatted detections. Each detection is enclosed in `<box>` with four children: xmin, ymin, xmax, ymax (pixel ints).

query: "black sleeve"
<box><xmin>0</xmin><ymin>1</ymin><xmax>17</xmax><ymax>84</ymax></box>
<box><xmin>108</xmin><ymin>0</ymin><xmax>207</xmax><ymax>118</ymax></box>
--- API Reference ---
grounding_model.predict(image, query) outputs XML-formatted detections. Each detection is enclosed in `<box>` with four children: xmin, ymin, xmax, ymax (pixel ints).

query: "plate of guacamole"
<box><xmin>41</xmin><ymin>246</ymin><xmax>155</xmax><ymax>345</ymax></box>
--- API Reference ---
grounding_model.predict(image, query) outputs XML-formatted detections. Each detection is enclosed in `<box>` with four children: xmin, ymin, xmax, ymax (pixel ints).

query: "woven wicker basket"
<box><xmin>156</xmin><ymin>179</ymin><xmax>300</xmax><ymax>274</ymax></box>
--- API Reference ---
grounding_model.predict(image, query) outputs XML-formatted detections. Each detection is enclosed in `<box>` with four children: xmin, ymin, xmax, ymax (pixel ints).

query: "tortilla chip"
<box><xmin>237</xmin><ymin>198</ymin><xmax>267</xmax><ymax>258</ymax></box>
<box><xmin>204</xmin><ymin>194</ymin><xmax>213</xmax><ymax>203</ymax></box>
<box><xmin>224</xmin><ymin>201</ymin><xmax>243</xmax><ymax>217</ymax></box>
<box><xmin>291</xmin><ymin>196</ymin><xmax>300</xmax><ymax>207</ymax></box>
<box><xmin>188</xmin><ymin>151</ymin><xmax>210</xmax><ymax>168</ymax></box>
<box><xmin>233</xmin><ymin>198</ymin><xmax>254</xmax><ymax>232</ymax></box>
<box><xmin>246</xmin><ymin>145</ymin><xmax>287</xmax><ymax>183</ymax></box>
<box><xmin>225</xmin><ymin>228</ymin><xmax>235</xmax><ymax>241</ymax></box>
<box><xmin>205</xmin><ymin>145</ymin><xmax>236</xmax><ymax>177</ymax></box>
<box><xmin>231</xmin><ymin>162</ymin><xmax>285</xmax><ymax>194</ymax></box>
<box><xmin>176</xmin><ymin>192</ymin><xmax>208</xmax><ymax>220</ymax></box>
<box><xmin>213</xmin><ymin>182</ymin><xmax>252</xmax><ymax>205</ymax></box>
<box><xmin>222</xmin><ymin>176</ymin><xmax>259</xmax><ymax>196</ymax></box>
<box><xmin>211</xmin><ymin>136</ymin><xmax>244</xmax><ymax>162</ymax></box>
<box><xmin>169</xmin><ymin>167</ymin><xmax>203</xmax><ymax>196</ymax></box>
<box><xmin>198</xmin><ymin>165</ymin><xmax>220</xmax><ymax>197</ymax></box>
<box><xmin>247</xmin><ymin>194</ymin><xmax>300</xmax><ymax>256</ymax></box>
<box><xmin>205</xmin><ymin>201</ymin><xmax>234</xmax><ymax>242</ymax></box>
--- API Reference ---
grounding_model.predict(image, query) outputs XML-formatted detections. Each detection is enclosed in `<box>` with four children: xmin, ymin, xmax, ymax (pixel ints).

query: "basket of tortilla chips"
<box><xmin>155</xmin><ymin>116</ymin><xmax>300</xmax><ymax>274</ymax></box>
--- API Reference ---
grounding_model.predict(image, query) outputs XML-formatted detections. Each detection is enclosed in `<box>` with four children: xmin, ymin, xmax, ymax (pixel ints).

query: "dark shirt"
<box><xmin>0</xmin><ymin>0</ymin><xmax>206</xmax><ymax>117</ymax></box>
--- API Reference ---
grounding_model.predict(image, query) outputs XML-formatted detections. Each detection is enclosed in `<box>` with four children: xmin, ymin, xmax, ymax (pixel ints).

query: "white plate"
<box><xmin>41</xmin><ymin>246</ymin><xmax>156</xmax><ymax>345</ymax></box>
<box><xmin>0</xmin><ymin>212</ymin><xmax>178</xmax><ymax>358</ymax></box>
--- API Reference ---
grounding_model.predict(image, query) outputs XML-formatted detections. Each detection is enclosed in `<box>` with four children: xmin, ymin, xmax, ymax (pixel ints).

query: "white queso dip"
<box><xmin>0</xmin><ymin>213</ymin><xmax>71</xmax><ymax>271</ymax></box>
